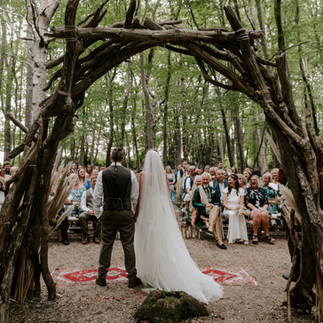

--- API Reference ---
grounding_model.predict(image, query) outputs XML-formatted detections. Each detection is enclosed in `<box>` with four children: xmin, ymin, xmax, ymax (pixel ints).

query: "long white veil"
<box><xmin>140</xmin><ymin>149</ymin><xmax>172</xmax><ymax>209</ymax></box>
<box><xmin>134</xmin><ymin>149</ymin><xmax>223</xmax><ymax>303</ymax></box>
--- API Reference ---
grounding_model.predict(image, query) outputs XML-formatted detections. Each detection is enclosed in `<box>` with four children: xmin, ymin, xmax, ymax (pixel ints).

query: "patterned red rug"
<box><xmin>51</xmin><ymin>267</ymin><xmax>258</xmax><ymax>286</ymax></box>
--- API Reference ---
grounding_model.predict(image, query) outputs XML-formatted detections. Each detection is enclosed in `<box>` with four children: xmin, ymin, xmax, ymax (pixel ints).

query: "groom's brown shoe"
<box><xmin>95</xmin><ymin>277</ymin><xmax>107</xmax><ymax>286</ymax></box>
<box><xmin>128</xmin><ymin>277</ymin><xmax>141</xmax><ymax>288</ymax></box>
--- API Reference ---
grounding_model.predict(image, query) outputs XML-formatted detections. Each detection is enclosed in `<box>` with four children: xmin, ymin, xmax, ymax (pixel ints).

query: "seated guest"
<box><xmin>225</xmin><ymin>167</ymin><xmax>232</xmax><ymax>177</ymax></box>
<box><xmin>245</xmin><ymin>175</ymin><xmax>275</xmax><ymax>244</ymax></box>
<box><xmin>237</xmin><ymin>174</ymin><xmax>247</xmax><ymax>191</ymax></box>
<box><xmin>262</xmin><ymin>174</ymin><xmax>280</xmax><ymax>223</ymax></box>
<box><xmin>71</xmin><ymin>162</ymin><xmax>78</xmax><ymax>173</ymax></box>
<box><xmin>92</xmin><ymin>169</ymin><xmax>99</xmax><ymax>177</ymax></box>
<box><xmin>243</xmin><ymin>168</ymin><xmax>252</xmax><ymax>183</ymax></box>
<box><xmin>209</xmin><ymin>167</ymin><xmax>216</xmax><ymax>181</ymax></box>
<box><xmin>85</xmin><ymin>164</ymin><xmax>93</xmax><ymax>179</ymax></box>
<box><xmin>210</xmin><ymin>169</ymin><xmax>228</xmax><ymax>202</ymax></box>
<box><xmin>231</xmin><ymin>167</ymin><xmax>237</xmax><ymax>175</ymax></box>
<box><xmin>2</xmin><ymin>161</ymin><xmax>11</xmax><ymax>176</ymax></box>
<box><xmin>189</xmin><ymin>175</ymin><xmax>203</xmax><ymax>208</ymax></box>
<box><xmin>192</xmin><ymin>172</ymin><xmax>226</xmax><ymax>249</ymax></box>
<box><xmin>223</xmin><ymin>175</ymin><xmax>248</xmax><ymax>244</ymax></box>
<box><xmin>79</xmin><ymin>176</ymin><xmax>101</xmax><ymax>244</ymax></box>
<box><xmin>68</xmin><ymin>173</ymin><xmax>86</xmax><ymax>218</ymax></box>
<box><xmin>78</xmin><ymin>168</ymin><xmax>91</xmax><ymax>190</ymax></box>
<box><xmin>270</xmin><ymin>168</ymin><xmax>279</xmax><ymax>190</ymax></box>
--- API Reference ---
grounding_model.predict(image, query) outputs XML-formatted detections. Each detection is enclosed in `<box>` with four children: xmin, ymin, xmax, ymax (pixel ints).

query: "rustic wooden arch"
<box><xmin>0</xmin><ymin>1</ymin><xmax>322</xmax><ymax>321</ymax></box>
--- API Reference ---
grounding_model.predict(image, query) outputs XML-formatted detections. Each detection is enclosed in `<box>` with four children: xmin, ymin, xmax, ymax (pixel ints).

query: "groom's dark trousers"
<box><xmin>98</xmin><ymin>165</ymin><xmax>137</xmax><ymax>280</ymax></box>
<box><xmin>99</xmin><ymin>209</ymin><xmax>136</xmax><ymax>279</ymax></box>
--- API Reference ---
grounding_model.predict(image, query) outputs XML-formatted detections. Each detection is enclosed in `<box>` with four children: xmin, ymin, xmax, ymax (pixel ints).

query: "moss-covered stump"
<box><xmin>134</xmin><ymin>290</ymin><xmax>209</xmax><ymax>323</ymax></box>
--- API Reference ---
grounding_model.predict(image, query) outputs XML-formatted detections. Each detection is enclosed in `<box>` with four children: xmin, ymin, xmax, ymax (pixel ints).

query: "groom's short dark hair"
<box><xmin>111</xmin><ymin>148</ymin><xmax>124</xmax><ymax>162</ymax></box>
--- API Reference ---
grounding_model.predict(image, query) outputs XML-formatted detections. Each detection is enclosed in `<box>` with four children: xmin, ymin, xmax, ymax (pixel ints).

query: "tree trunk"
<box><xmin>140</xmin><ymin>52</ymin><xmax>155</xmax><ymax>150</ymax></box>
<box><xmin>256</xmin><ymin>110</ymin><xmax>267</xmax><ymax>173</ymax></box>
<box><xmin>119</xmin><ymin>62</ymin><xmax>131</xmax><ymax>149</ymax></box>
<box><xmin>3</xmin><ymin>60</ymin><xmax>13</xmax><ymax>161</ymax></box>
<box><xmin>232</xmin><ymin>103</ymin><xmax>245</xmax><ymax>172</ymax></box>
<box><xmin>221</xmin><ymin>107</ymin><xmax>234</xmax><ymax>167</ymax></box>
<box><xmin>162</xmin><ymin>52</ymin><xmax>171</xmax><ymax>166</ymax></box>
<box><xmin>131</xmin><ymin>95</ymin><xmax>140</xmax><ymax>171</ymax></box>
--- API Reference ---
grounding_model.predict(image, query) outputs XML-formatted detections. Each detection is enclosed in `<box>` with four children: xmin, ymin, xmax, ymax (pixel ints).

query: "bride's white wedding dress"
<box><xmin>134</xmin><ymin>150</ymin><xmax>223</xmax><ymax>303</ymax></box>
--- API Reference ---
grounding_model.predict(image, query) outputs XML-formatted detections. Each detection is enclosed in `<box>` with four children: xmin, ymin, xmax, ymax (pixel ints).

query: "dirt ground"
<box><xmin>9</xmin><ymin>235</ymin><xmax>315</xmax><ymax>323</ymax></box>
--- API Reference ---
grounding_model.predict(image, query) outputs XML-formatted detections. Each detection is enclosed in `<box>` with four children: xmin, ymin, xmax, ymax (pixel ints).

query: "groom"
<box><xmin>93</xmin><ymin>148</ymin><xmax>140</xmax><ymax>288</ymax></box>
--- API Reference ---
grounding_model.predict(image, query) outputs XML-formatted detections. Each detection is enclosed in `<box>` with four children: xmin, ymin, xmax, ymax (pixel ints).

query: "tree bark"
<box><xmin>162</xmin><ymin>52</ymin><xmax>171</xmax><ymax>166</ymax></box>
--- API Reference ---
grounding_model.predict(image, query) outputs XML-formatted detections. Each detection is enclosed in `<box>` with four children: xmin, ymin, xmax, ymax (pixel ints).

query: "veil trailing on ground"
<box><xmin>134</xmin><ymin>150</ymin><xmax>223</xmax><ymax>303</ymax></box>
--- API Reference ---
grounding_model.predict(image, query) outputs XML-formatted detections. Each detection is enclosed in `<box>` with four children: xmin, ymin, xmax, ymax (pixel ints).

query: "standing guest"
<box><xmin>204</xmin><ymin>165</ymin><xmax>211</xmax><ymax>173</ymax></box>
<box><xmin>243</xmin><ymin>168</ymin><xmax>252</xmax><ymax>183</ymax></box>
<box><xmin>79</xmin><ymin>176</ymin><xmax>101</xmax><ymax>244</ymax></box>
<box><xmin>2</xmin><ymin>161</ymin><xmax>11</xmax><ymax>175</ymax></box>
<box><xmin>182</xmin><ymin>161</ymin><xmax>188</xmax><ymax>170</ymax></box>
<box><xmin>94</xmin><ymin>166</ymin><xmax>100</xmax><ymax>171</ymax></box>
<box><xmin>78</xmin><ymin>168</ymin><xmax>91</xmax><ymax>190</ymax></box>
<box><xmin>237</xmin><ymin>174</ymin><xmax>247</xmax><ymax>191</ymax></box>
<box><xmin>100</xmin><ymin>166</ymin><xmax>106</xmax><ymax>171</ymax></box>
<box><xmin>183</xmin><ymin>166</ymin><xmax>196</xmax><ymax>211</ymax></box>
<box><xmin>174</xmin><ymin>165</ymin><xmax>185</xmax><ymax>201</ymax></box>
<box><xmin>226</xmin><ymin>167</ymin><xmax>232</xmax><ymax>177</ymax></box>
<box><xmin>165</xmin><ymin>166</ymin><xmax>175</xmax><ymax>201</ymax></box>
<box><xmin>174</xmin><ymin>164</ymin><xmax>184</xmax><ymax>185</ymax></box>
<box><xmin>217</xmin><ymin>161</ymin><xmax>224</xmax><ymax>170</ymax></box>
<box><xmin>210</xmin><ymin>169</ymin><xmax>228</xmax><ymax>202</ymax></box>
<box><xmin>93</xmin><ymin>148</ymin><xmax>140</xmax><ymax>288</ymax></box>
<box><xmin>85</xmin><ymin>164</ymin><xmax>93</xmax><ymax>179</ymax></box>
<box><xmin>245</xmin><ymin>175</ymin><xmax>275</xmax><ymax>245</ymax></box>
<box><xmin>223</xmin><ymin>175</ymin><xmax>248</xmax><ymax>244</ymax></box>
<box><xmin>192</xmin><ymin>173</ymin><xmax>226</xmax><ymax>249</ymax></box>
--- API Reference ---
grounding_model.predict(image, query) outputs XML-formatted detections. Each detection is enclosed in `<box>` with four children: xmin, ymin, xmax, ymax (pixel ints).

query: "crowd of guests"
<box><xmin>165</xmin><ymin>161</ymin><xmax>285</xmax><ymax>249</ymax></box>
<box><xmin>0</xmin><ymin>161</ymin><xmax>106</xmax><ymax>246</ymax></box>
<box><xmin>54</xmin><ymin>163</ymin><xmax>106</xmax><ymax>245</ymax></box>
<box><xmin>1</xmin><ymin>158</ymin><xmax>284</xmax><ymax>249</ymax></box>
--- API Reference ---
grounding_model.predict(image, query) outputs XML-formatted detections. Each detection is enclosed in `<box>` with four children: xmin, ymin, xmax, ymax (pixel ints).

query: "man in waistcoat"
<box><xmin>79</xmin><ymin>176</ymin><xmax>101</xmax><ymax>244</ymax></box>
<box><xmin>93</xmin><ymin>148</ymin><xmax>140</xmax><ymax>288</ymax></box>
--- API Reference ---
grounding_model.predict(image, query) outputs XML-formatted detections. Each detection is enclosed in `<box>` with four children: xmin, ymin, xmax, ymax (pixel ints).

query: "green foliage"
<box><xmin>0</xmin><ymin>0</ymin><xmax>321</xmax><ymax>169</ymax></box>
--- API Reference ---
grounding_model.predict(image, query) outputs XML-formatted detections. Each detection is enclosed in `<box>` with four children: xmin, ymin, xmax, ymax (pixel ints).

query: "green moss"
<box><xmin>134</xmin><ymin>290</ymin><xmax>209</xmax><ymax>323</ymax></box>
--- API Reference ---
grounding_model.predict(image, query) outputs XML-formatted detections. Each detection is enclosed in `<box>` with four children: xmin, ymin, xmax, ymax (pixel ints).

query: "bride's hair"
<box><xmin>142</xmin><ymin>150</ymin><xmax>170</xmax><ymax>199</ymax></box>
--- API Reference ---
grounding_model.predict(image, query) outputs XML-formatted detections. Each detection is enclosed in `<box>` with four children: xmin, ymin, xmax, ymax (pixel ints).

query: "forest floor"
<box><xmin>9</xmin><ymin>235</ymin><xmax>315</xmax><ymax>323</ymax></box>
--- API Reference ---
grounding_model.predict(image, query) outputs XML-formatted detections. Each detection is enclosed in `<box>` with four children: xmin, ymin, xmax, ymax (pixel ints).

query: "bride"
<box><xmin>134</xmin><ymin>150</ymin><xmax>223</xmax><ymax>303</ymax></box>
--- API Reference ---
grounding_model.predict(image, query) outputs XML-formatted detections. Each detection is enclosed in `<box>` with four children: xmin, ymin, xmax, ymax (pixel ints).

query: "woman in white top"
<box><xmin>222</xmin><ymin>174</ymin><xmax>248</xmax><ymax>244</ymax></box>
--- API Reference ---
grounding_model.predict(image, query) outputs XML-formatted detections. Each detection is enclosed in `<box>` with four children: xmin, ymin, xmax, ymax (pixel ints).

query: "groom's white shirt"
<box><xmin>93</xmin><ymin>162</ymin><xmax>139</xmax><ymax>219</ymax></box>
